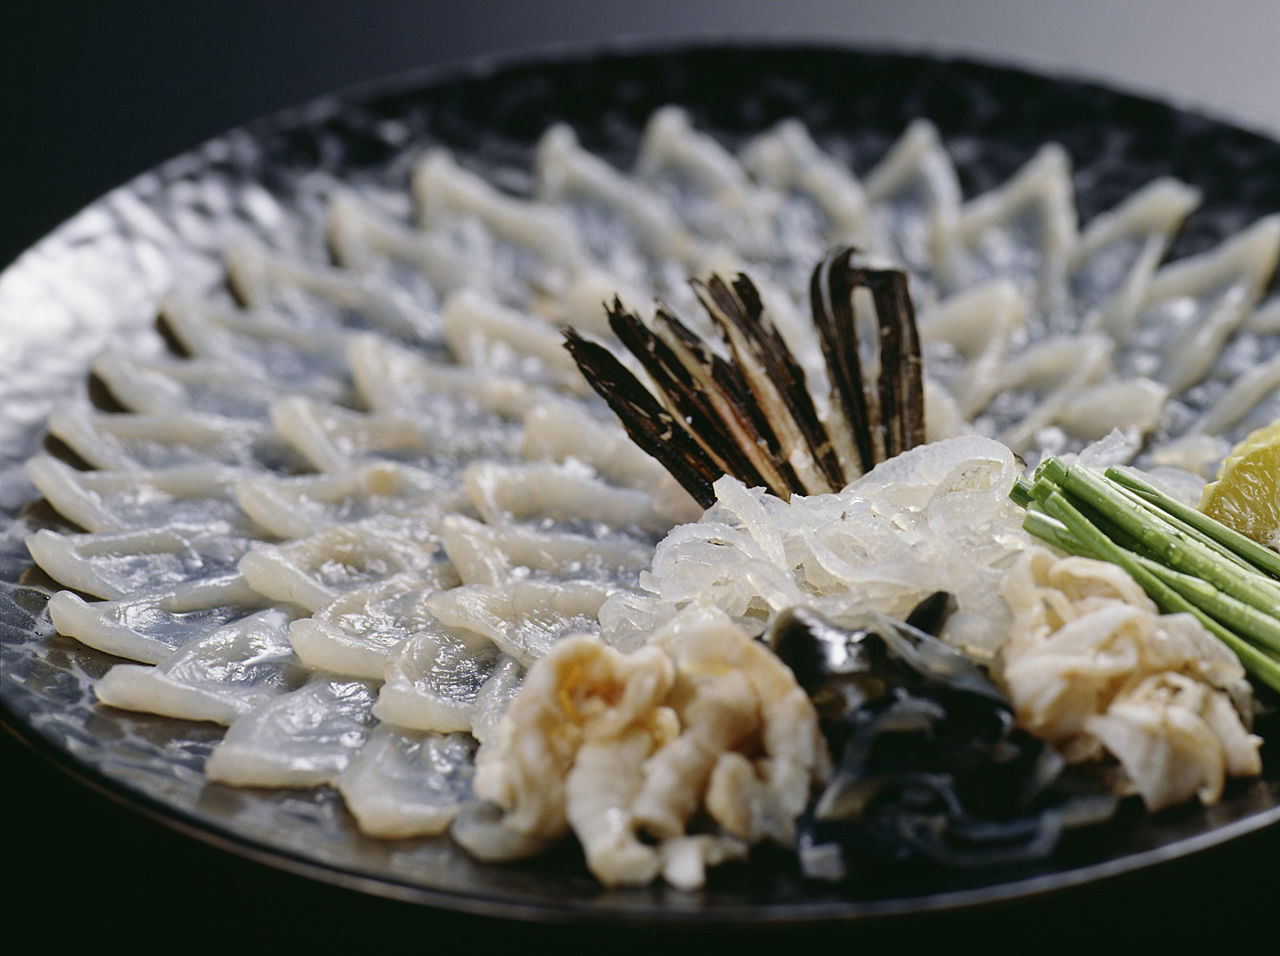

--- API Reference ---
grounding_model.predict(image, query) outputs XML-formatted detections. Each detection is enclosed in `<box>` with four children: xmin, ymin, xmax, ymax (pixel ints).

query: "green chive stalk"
<box><xmin>1108</xmin><ymin>465</ymin><xmax>1280</xmax><ymax>579</ymax></box>
<box><xmin>1036</xmin><ymin>459</ymin><xmax>1280</xmax><ymax>614</ymax></box>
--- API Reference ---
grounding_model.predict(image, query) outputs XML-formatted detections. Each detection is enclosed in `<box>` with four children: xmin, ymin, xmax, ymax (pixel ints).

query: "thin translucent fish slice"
<box><xmin>269</xmin><ymin>395</ymin><xmax>522</xmax><ymax>474</ymax></box>
<box><xmin>1194</xmin><ymin>351</ymin><xmax>1280</xmax><ymax>439</ymax></box>
<box><xmin>740</xmin><ymin>118</ymin><xmax>868</xmax><ymax>247</ymax></box>
<box><xmin>347</xmin><ymin>332</ymin><xmax>553</xmax><ymax>421</ymax></box>
<box><xmin>861</xmin><ymin>120</ymin><xmax>963</xmax><ymax>291</ymax></box>
<box><xmin>469</xmin><ymin>654</ymin><xmax>525</xmax><ymax>746</ymax></box>
<box><xmin>1125</xmin><ymin>217</ymin><xmax>1280</xmax><ymax>394</ymax></box>
<box><xmin>25</xmin><ymin>454</ymin><xmax>262</xmax><ymax>535</ymax></box>
<box><xmin>46</xmin><ymin>572</ymin><xmax>270</xmax><ymax>665</ymax></box>
<box><xmin>413</xmin><ymin>149</ymin><xmax>576</xmax><ymax>254</ymax></box>
<box><xmin>236</xmin><ymin>461</ymin><xmax>473</xmax><ymax>540</ymax></box>
<box><xmin>204</xmin><ymin>675</ymin><xmax>379</xmax><ymax>788</ymax></box>
<box><xmin>535</xmin><ymin>123</ymin><xmax>705</xmax><ymax>279</ymax></box>
<box><xmin>463</xmin><ymin>460</ymin><xmax>677</xmax><ymax>538</ymax></box>
<box><xmin>411</xmin><ymin>147</ymin><xmax>587</xmax><ymax>285</ymax></box>
<box><xmin>93</xmin><ymin>607</ymin><xmax>303</xmax><ymax>723</ymax></box>
<box><xmin>287</xmin><ymin>569</ymin><xmax>459</xmax><ymax>679</ymax></box>
<box><xmin>336</xmin><ymin>727</ymin><xmax>477</xmax><ymax>838</ymax></box>
<box><xmin>917</xmin><ymin>280</ymin><xmax>1025</xmax><ymax>418</ymax></box>
<box><xmin>952</xmin><ymin>144</ymin><xmax>1078</xmax><ymax>327</ymax></box>
<box><xmin>980</xmin><ymin>334</ymin><xmax>1114</xmax><ymax>451</ymax></box>
<box><xmin>441</xmin><ymin>289</ymin><xmax>588</xmax><ymax>393</ymax></box>
<box><xmin>635</xmin><ymin>106</ymin><xmax>780</xmax><ymax>259</ymax></box>
<box><xmin>27</xmin><ymin>523</ymin><xmax>257</xmax><ymax>600</ymax></box>
<box><xmin>1166</xmin><ymin>301</ymin><xmax>1280</xmax><ymax>460</ymax></box>
<box><xmin>226</xmin><ymin>241</ymin><xmax>442</xmax><ymax>346</ymax></box>
<box><xmin>374</xmin><ymin>628</ymin><xmax>502</xmax><ymax>733</ymax></box>
<box><xmin>238</xmin><ymin>516</ymin><xmax>452</xmax><ymax>612</ymax></box>
<box><xmin>92</xmin><ymin>349</ymin><xmax>336</xmax><ymax>420</ymax></box>
<box><xmin>160</xmin><ymin>296</ymin><xmax>353</xmax><ymax>395</ymax></box>
<box><xmin>27</xmin><ymin>453</ymin><xmax>268</xmax><ymax>534</ymax></box>
<box><xmin>440</xmin><ymin>513</ymin><xmax>653</xmax><ymax>587</ymax></box>
<box><xmin>45</xmin><ymin>406</ymin><xmax>295</xmax><ymax>472</ymax></box>
<box><xmin>521</xmin><ymin>398</ymin><xmax>679</xmax><ymax>494</ymax></box>
<box><xmin>328</xmin><ymin>189</ymin><xmax>486</xmax><ymax>303</ymax></box>
<box><xmin>1072</xmin><ymin>178</ymin><xmax>1200</xmax><ymax>339</ymax></box>
<box><xmin>425</xmin><ymin>578</ymin><xmax>612</xmax><ymax>666</ymax></box>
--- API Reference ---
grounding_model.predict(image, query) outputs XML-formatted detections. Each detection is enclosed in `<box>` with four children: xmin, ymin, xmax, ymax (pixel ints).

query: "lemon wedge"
<box><xmin>1199</xmin><ymin>420</ymin><xmax>1280</xmax><ymax>550</ymax></box>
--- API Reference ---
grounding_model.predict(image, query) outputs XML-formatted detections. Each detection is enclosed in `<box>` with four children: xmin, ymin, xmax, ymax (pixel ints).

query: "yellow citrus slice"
<box><xmin>1199</xmin><ymin>420</ymin><xmax>1280</xmax><ymax>550</ymax></box>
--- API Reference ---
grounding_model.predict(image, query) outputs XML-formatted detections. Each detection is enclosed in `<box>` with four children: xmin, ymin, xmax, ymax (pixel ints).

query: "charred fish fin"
<box><xmin>563</xmin><ymin>327</ymin><xmax>720</xmax><ymax>507</ymax></box>
<box><xmin>811</xmin><ymin>247</ymin><xmax>876</xmax><ymax>473</ymax></box>
<box><xmin>695</xmin><ymin>273</ymin><xmax>847</xmax><ymax>493</ymax></box>
<box><xmin>810</xmin><ymin>247</ymin><xmax>926</xmax><ymax>473</ymax></box>
<box><xmin>639</xmin><ymin>304</ymin><xmax>778</xmax><ymax>493</ymax></box>
<box><xmin>565</xmin><ymin>250</ymin><xmax>925</xmax><ymax>509</ymax></box>
<box><xmin>860</xmin><ymin>267</ymin><xmax>925</xmax><ymax>459</ymax></box>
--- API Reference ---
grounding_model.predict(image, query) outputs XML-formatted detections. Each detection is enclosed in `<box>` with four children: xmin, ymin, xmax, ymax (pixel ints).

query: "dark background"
<box><xmin>4</xmin><ymin>1</ymin><xmax>1279</xmax><ymax>947</ymax></box>
<box><xmin>5</xmin><ymin>0</ymin><xmax>1280</xmax><ymax>271</ymax></box>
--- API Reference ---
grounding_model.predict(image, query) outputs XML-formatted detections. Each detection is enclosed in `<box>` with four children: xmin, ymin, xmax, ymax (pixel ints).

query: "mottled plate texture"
<box><xmin>2</xmin><ymin>41</ymin><xmax>1279</xmax><ymax>924</ymax></box>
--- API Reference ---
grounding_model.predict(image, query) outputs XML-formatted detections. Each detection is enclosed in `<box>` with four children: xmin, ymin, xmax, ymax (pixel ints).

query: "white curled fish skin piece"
<box><xmin>471</xmin><ymin>606</ymin><xmax>827</xmax><ymax>888</ymax></box>
<box><xmin>471</xmin><ymin>635</ymin><xmax>676</xmax><ymax>839</ymax></box>
<box><xmin>998</xmin><ymin>547</ymin><xmax>1261</xmax><ymax>810</ymax></box>
<box><xmin>565</xmin><ymin>728</ymin><xmax>664</xmax><ymax>887</ymax></box>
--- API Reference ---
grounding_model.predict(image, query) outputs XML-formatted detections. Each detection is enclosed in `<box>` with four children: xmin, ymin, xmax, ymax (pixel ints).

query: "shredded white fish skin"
<box><xmin>999</xmin><ymin>547</ymin><xmax>1261</xmax><ymax>810</ymax></box>
<box><xmin>469</xmin><ymin>605</ymin><xmax>829</xmax><ymax>888</ymax></box>
<box><xmin>600</xmin><ymin>435</ymin><xmax>1031</xmax><ymax>662</ymax></box>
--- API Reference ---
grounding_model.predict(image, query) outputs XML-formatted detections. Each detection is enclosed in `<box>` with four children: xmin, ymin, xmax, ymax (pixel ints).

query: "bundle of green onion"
<box><xmin>1011</xmin><ymin>458</ymin><xmax>1280</xmax><ymax>693</ymax></box>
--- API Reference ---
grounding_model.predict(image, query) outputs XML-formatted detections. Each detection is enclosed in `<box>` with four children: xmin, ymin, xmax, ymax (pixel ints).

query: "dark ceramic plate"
<box><xmin>2</xmin><ymin>42</ymin><xmax>1279</xmax><ymax>924</ymax></box>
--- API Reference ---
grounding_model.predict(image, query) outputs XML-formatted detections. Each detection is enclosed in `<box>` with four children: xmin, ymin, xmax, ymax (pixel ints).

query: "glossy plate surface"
<box><xmin>2</xmin><ymin>42</ymin><xmax>1279</xmax><ymax>923</ymax></box>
